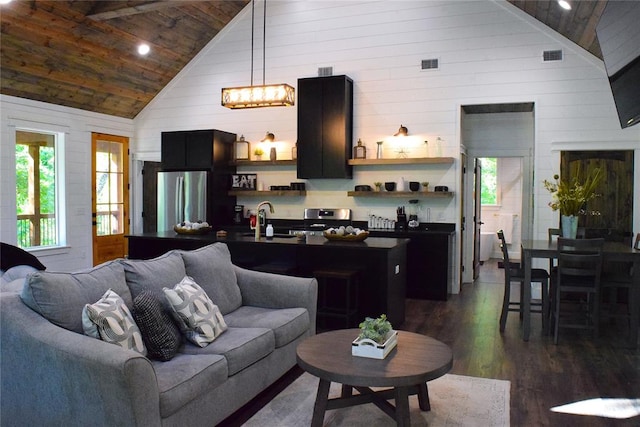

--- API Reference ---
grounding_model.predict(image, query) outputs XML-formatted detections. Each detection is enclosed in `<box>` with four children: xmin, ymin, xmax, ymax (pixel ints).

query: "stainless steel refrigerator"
<box><xmin>157</xmin><ymin>171</ymin><xmax>208</xmax><ymax>231</ymax></box>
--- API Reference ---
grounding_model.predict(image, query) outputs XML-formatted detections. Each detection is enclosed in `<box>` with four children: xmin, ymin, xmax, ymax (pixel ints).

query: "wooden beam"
<box><xmin>87</xmin><ymin>1</ymin><xmax>188</xmax><ymax>21</ymax></box>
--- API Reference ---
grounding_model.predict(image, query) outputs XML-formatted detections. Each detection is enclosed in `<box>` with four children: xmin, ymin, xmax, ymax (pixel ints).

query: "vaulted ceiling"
<box><xmin>0</xmin><ymin>0</ymin><xmax>607</xmax><ymax>119</ymax></box>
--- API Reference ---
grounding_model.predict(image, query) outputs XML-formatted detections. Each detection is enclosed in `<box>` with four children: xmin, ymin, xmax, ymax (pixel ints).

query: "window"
<box><xmin>15</xmin><ymin>130</ymin><xmax>61</xmax><ymax>248</ymax></box>
<box><xmin>480</xmin><ymin>157</ymin><xmax>498</xmax><ymax>205</ymax></box>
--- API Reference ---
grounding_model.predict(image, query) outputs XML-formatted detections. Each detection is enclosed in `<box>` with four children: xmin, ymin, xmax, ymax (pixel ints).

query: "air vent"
<box><xmin>318</xmin><ymin>67</ymin><xmax>333</xmax><ymax>77</ymax></box>
<box><xmin>543</xmin><ymin>50</ymin><xmax>563</xmax><ymax>62</ymax></box>
<box><xmin>421</xmin><ymin>58</ymin><xmax>439</xmax><ymax>70</ymax></box>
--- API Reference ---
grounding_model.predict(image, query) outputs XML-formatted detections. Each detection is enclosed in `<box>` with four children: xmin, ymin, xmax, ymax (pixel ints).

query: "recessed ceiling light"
<box><xmin>558</xmin><ymin>0</ymin><xmax>571</xmax><ymax>11</ymax></box>
<box><xmin>137</xmin><ymin>43</ymin><xmax>150</xmax><ymax>56</ymax></box>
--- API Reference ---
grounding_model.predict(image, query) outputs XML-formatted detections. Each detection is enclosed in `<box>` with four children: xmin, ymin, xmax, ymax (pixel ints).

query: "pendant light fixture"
<box><xmin>221</xmin><ymin>0</ymin><xmax>295</xmax><ymax>109</ymax></box>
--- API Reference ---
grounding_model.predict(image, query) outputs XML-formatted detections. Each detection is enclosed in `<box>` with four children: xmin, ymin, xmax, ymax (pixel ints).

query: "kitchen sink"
<box><xmin>241</xmin><ymin>232</ymin><xmax>295</xmax><ymax>239</ymax></box>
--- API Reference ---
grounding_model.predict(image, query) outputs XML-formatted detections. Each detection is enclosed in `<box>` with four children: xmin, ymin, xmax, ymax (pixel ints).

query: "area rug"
<box><xmin>243</xmin><ymin>372</ymin><xmax>510</xmax><ymax>426</ymax></box>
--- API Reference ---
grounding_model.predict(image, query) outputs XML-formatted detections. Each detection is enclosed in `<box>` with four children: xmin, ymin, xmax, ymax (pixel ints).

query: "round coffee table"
<box><xmin>296</xmin><ymin>329</ymin><xmax>453</xmax><ymax>427</ymax></box>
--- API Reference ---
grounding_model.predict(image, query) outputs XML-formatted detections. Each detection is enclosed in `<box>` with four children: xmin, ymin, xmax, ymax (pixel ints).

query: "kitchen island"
<box><xmin>126</xmin><ymin>231</ymin><xmax>409</xmax><ymax>328</ymax></box>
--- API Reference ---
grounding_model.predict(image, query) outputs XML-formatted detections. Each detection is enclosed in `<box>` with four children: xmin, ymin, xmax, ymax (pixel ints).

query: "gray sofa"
<box><xmin>1</xmin><ymin>243</ymin><xmax>317</xmax><ymax>426</ymax></box>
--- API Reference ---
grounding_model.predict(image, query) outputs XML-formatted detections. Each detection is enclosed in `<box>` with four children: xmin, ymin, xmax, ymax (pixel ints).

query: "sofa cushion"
<box><xmin>152</xmin><ymin>353</ymin><xmax>228</xmax><ymax>418</ymax></box>
<box><xmin>224</xmin><ymin>306</ymin><xmax>309</xmax><ymax>348</ymax></box>
<box><xmin>132</xmin><ymin>290</ymin><xmax>183</xmax><ymax>361</ymax></box>
<box><xmin>181</xmin><ymin>327</ymin><xmax>274</xmax><ymax>376</ymax></box>
<box><xmin>20</xmin><ymin>261</ymin><xmax>132</xmax><ymax>333</ymax></box>
<box><xmin>163</xmin><ymin>276</ymin><xmax>227</xmax><ymax>347</ymax></box>
<box><xmin>179</xmin><ymin>243</ymin><xmax>242</xmax><ymax>315</ymax></box>
<box><xmin>120</xmin><ymin>251</ymin><xmax>186</xmax><ymax>302</ymax></box>
<box><xmin>82</xmin><ymin>288</ymin><xmax>147</xmax><ymax>355</ymax></box>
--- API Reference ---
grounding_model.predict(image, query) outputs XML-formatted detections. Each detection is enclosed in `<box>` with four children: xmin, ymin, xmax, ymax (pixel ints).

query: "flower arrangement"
<box><xmin>543</xmin><ymin>166</ymin><xmax>602</xmax><ymax>216</ymax></box>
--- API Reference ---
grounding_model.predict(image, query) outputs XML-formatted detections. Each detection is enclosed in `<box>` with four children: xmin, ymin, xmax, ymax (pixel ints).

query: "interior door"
<box><xmin>92</xmin><ymin>133</ymin><xmax>129</xmax><ymax>265</ymax></box>
<box><xmin>473</xmin><ymin>159</ymin><xmax>482</xmax><ymax>280</ymax></box>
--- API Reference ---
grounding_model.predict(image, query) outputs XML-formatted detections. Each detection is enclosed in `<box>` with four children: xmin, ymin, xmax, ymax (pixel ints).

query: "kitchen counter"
<box><xmin>126</xmin><ymin>231</ymin><xmax>409</xmax><ymax>327</ymax></box>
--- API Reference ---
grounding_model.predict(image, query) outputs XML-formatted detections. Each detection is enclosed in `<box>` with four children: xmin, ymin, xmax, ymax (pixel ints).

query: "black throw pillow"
<box><xmin>1</xmin><ymin>242</ymin><xmax>46</xmax><ymax>271</ymax></box>
<box><xmin>132</xmin><ymin>290</ymin><xmax>182</xmax><ymax>361</ymax></box>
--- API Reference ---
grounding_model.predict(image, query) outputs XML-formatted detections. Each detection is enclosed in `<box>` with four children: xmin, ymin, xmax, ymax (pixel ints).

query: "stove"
<box><xmin>289</xmin><ymin>208</ymin><xmax>352</xmax><ymax>236</ymax></box>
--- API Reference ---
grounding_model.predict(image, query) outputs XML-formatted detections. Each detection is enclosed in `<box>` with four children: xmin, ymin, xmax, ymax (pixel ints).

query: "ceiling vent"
<box><xmin>421</xmin><ymin>58</ymin><xmax>439</xmax><ymax>70</ymax></box>
<box><xmin>543</xmin><ymin>50</ymin><xmax>563</xmax><ymax>62</ymax></box>
<box><xmin>318</xmin><ymin>67</ymin><xmax>333</xmax><ymax>77</ymax></box>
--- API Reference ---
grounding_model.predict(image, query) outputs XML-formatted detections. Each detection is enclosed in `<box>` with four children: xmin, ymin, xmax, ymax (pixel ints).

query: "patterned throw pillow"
<box><xmin>82</xmin><ymin>289</ymin><xmax>147</xmax><ymax>355</ymax></box>
<box><xmin>132</xmin><ymin>290</ymin><xmax>182</xmax><ymax>361</ymax></box>
<box><xmin>163</xmin><ymin>276</ymin><xmax>227</xmax><ymax>347</ymax></box>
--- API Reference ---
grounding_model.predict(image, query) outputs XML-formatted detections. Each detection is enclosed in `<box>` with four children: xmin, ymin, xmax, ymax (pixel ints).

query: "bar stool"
<box><xmin>313</xmin><ymin>268</ymin><xmax>360</xmax><ymax>331</ymax></box>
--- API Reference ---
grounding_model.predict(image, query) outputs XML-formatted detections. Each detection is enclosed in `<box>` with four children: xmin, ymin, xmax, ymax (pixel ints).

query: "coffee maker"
<box><xmin>233</xmin><ymin>205</ymin><xmax>244</xmax><ymax>225</ymax></box>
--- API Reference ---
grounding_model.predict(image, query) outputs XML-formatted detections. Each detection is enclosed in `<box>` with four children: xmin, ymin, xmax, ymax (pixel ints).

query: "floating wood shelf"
<box><xmin>347</xmin><ymin>191</ymin><xmax>454</xmax><ymax>198</ymax></box>
<box><xmin>348</xmin><ymin>157</ymin><xmax>454</xmax><ymax>166</ymax></box>
<box><xmin>228</xmin><ymin>190</ymin><xmax>306</xmax><ymax>197</ymax></box>
<box><xmin>230</xmin><ymin>159</ymin><xmax>296</xmax><ymax>166</ymax></box>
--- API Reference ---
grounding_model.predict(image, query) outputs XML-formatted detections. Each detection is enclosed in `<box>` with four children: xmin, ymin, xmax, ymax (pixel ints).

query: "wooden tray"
<box><xmin>173</xmin><ymin>225</ymin><xmax>212</xmax><ymax>235</ymax></box>
<box><xmin>323</xmin><ymin>231</ymin><xmax>369</xmax><ymax>242</ymax></box>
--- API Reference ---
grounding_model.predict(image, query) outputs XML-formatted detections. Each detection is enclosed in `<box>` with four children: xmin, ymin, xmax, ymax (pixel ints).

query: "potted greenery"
<box><xmin>543</xmin><ymin>166</ymin><xmax>602</xmax><ymax>238</ymax></box>
<box><xmin>352</xmin><ymin>314</ymin><xmax>397</xmax><ymax>359</ymax></box>
<box><xmin>253</xmin><ymin>147</ymin><xmax>264</xmax><ymax>160</ymax></box>
<box><xmin>374</xmin><ymin>182</ymin><xmax>382</xmax><ymax>192</ymax></box>
<box><xmin>421</xmin><ymin>181</ymin><xmax>429</xmax><ymax>192</ymax></box>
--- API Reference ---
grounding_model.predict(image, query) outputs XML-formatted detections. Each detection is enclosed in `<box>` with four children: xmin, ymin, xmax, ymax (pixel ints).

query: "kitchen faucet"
<box><xmin>255</xmin><ymin>201</ymin><xmax>275</xmax><ymax>240</ymax></box>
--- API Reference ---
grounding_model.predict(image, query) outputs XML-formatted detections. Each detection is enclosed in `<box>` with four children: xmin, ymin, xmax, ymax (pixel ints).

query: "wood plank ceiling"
<box><xmin>0</xmin><ymin>0</ymin><xmax>607</xmax><ymax>119</ymax></box>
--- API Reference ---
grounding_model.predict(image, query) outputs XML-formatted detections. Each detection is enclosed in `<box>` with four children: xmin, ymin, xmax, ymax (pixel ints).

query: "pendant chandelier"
<box><xmin>221</xmin><ymin>0</ymin><xmax>295</xmax><ymax>109</ymax></box>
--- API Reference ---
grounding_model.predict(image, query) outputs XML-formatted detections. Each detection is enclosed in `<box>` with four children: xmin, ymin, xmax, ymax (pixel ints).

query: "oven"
<box><xmin>289</xmin><ymin>208</ymin><xmax>352</xmax><ymax>236</ymax></box>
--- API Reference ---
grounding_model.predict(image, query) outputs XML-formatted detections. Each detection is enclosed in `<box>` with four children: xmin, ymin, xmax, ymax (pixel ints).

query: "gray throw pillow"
<box><xmin>21</xmin><ymin>261</ymin><xmax>132</xmax><ymax>333</ymax></box>
<box><xmin>82</xmin><ymin>289</ymin><xmax>146</xmax><ymax>355</ymax></box>
<box><xmin>120</xmin><ymin>251</ymin><xmax>186</xmax><ymax>301</ymax></box>
<box><xmin>163</xmin><ymin>276</ymin><xmax>227</xmax><ymax>348</ymax></box>
<box><xmin>179</xmin><ymin>243</ymin><xmax>242</xmax><ymax>315</ymax></box>
<box><xmin>133</xmin><ymin>290</ymin><xmax>182</xmax><ymax>361</ymax></box>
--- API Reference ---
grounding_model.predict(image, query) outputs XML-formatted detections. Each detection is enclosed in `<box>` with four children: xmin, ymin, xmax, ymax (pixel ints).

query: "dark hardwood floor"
<box><xmin>220</xmin><ymin>259</ymin><xmax>640</xmax><ymax>426</ymax></box>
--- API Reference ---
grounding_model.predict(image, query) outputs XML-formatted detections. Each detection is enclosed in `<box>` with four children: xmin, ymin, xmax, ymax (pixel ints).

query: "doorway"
<box><xmin>460</xmin><ymin>103</ymin><xmax>535</xmax><ymax>284</ymax></box>
<box><xmin>91</xmin><ymin>132</ymin><xmax>129</xmax><ymax>265</ymax></box>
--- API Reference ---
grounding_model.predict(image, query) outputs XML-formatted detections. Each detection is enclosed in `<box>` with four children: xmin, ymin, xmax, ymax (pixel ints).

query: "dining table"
<box><xmin>520</xmin><ymin>239</ymin><xmax>640</xmax><ymax>346</ymax></box>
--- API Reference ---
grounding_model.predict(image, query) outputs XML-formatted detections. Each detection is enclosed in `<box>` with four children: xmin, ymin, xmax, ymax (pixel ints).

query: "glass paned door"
<box><xmin>92</xmin><ymin>133</ymin><xmax>129</xmax><ymax>265</ymax></box>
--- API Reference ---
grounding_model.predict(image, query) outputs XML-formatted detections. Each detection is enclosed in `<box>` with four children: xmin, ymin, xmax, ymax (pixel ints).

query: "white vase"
<box><xmin>561</xmin><ymin>215</ymin><xmax>578</xmax><ymax>239</ymax></box>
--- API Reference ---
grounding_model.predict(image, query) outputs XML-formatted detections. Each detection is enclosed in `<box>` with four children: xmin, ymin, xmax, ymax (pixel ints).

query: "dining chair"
<box><xmin>548</xmin><ymin>228</ymin><xmax>562</xmax><ymax>272</ymax></box>
<box><xmin>599</xmin><ymin>233</ymin><xmax>638</xmax><ymax>328</ymax></box>
<box><xmin>551</xmin><ymin>237</ymin><xmax>604</xmax><ymax>344</ymax></box>
<box><xmin>498</xmin><ymin>230</ymin><xmax>550</xmax><ymax>333</ymax></box>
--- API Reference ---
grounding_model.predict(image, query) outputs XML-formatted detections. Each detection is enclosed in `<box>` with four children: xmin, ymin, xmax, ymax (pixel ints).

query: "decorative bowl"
<box><xmin>173</xmin><ymin>225</ymin><xmax>212</xmax><ymax>235</ymax></box>
<box><xmin>323</xmin><ymin>231</ymin><xmax>370</xmax><ymax>242</ymax></box>
<box><xmin>384</xmin><ymin>182</ymin><xmax>396</xmax><ymax>191</ymax></box>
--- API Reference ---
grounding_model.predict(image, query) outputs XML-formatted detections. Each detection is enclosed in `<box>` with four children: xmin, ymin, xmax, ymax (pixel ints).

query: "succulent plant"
<box><xmin>357</xmin><ymin>314</ymin><xmax>392</xmax><ymax>344</ymax></box>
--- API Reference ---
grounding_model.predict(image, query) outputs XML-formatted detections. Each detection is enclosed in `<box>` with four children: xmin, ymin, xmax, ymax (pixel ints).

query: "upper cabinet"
<box><xmin>297</xmin><ymin>75</ymin><xmax>353</xmax><ymax>179</ymax></box>
<box><xmin>161</xmin><ymin>129</ymin><xmax>236</xmax><ymax>170</ymax></box>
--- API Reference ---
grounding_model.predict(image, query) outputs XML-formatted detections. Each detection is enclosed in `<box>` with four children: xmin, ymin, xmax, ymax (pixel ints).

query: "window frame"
<box><xmin>14</xmin><ymin>123</ymin><xmax>66</xmax><ymax>250</ymax></box>
<box><xmin>479</xmin><ymin>157</ymin><xmax>501</xmax><ymax>207</ymax></box>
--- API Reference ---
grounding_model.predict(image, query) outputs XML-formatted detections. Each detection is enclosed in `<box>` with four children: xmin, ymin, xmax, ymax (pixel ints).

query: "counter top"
<box><xmin>127</xmin><ymin>231</ymin><xmax>409</xmax><ymax>250</ymax></box>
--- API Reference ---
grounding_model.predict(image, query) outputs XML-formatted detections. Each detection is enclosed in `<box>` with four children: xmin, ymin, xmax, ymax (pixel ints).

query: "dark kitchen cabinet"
<box><xmin>297</xmin><ymin>75</ymin><xmax>353</xmax><ymax>179</ymax></box>
<box><xmin>161</xmin><ymin>129</ymin><xmax>235</xmax><ymax>170</ymax></box>
<box><xmin>160</xmin><ymin>129</ymin><xmax>237</xmax><ymax>227</ymax></box>
<box><xmin>369</xmin><ymin>229</ymin><xmax>454</xmax><ymax>301</ymax></box>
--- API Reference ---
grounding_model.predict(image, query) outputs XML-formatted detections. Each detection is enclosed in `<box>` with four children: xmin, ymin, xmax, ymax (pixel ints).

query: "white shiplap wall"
<box><xmin>0</xmin><ymin>95</ymin><xmax>134</xmax><ymax>272</ymax></box>
<box><xmin>134</xmin><ymin>0</ymin><xmax>639</xmax><ymax>292</ymax></box>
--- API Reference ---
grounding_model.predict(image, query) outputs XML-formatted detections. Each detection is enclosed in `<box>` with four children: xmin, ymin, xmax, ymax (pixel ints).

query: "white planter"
<box><xmin>351</xmin><ymin>330</ymin><xmax>398</xmax><ymax>359</ymax></box>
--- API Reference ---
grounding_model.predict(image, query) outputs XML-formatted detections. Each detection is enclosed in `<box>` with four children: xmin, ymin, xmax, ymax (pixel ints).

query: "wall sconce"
<box><xmin>261</xmin><ymin>131</ymin><xmax>277</xmax><ymax>161</ymax></box>
<box><xmin>234</xmin><ymin>135</ymin><xmax>250</xmax><ymax>160</ymax></box>
<box><xmin>394</xmin><ymin>125</ymin><xmax>408</xmax><ymax>137</ymax></box>
<box><xmin>261</xmin><ymin>131</ymin><xmax>275</xmax><ymax>143</ymax></box>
